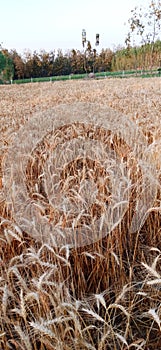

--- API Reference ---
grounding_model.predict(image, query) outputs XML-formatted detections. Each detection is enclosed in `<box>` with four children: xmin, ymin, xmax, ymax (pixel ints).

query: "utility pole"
<box><xmin>94</xmin><ymin>33</ymin><xmax>100</xmax><ymax>73</ymax></box>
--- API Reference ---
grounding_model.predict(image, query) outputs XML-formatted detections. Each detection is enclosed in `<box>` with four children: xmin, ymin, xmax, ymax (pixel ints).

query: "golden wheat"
<box><xmin>0</xmin><ymin>78</ymin><xmax>161</xmax><ymax>349</ymax></box>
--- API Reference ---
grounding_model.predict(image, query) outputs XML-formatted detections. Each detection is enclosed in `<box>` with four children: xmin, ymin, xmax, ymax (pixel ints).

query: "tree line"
<box><xmin>0</xmin><ymin>46</ymin><xmax>114</xmax><ymax>81</ymax></box>
<box><xmin>0</xmin><ymin>41</ymin><xmax>161</xmax><ymax>82</ymax></box>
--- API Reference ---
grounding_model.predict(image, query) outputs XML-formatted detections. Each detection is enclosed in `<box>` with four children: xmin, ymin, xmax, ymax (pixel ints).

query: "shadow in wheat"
<box><xmin>3</xmin><ymin>102</ymin><xmax>157</xmax><ymax>248</ymax></box>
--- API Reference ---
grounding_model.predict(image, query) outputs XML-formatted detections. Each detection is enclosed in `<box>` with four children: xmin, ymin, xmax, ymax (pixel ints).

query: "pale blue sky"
<box><xmin>1</xmin><ymin>0</ymin><xmax>149</xmax><ymax>54</ymax></box>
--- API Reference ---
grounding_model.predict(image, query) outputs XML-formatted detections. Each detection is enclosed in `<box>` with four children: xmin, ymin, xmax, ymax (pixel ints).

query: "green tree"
<box><xmin>48</xmin><ymin>50</ymin><xmax>55</xmax><ymax>76</ymax></box>
<box><xmin>71</xmin><ymin>49</ymin><xmax>78</xmax><ymax>74</ymax></box>
<box><xmin>53</xmin><ymin>49</ymin><xmax>71</xmax><ymax>76</ymax></box>
<box><xmin>31</xmin><ymin>51</ymin><xmax>41</xmax><ymax>78</ymax></box>
<box><xmin>0</xmin><ymin>51</ymin><xmax>6</xmax><ymax>72</ymax></box>
<box><xmin>0</xmin><ymin>51</ymin><xmax>6</xmax><ymax>82</ymax></box>
<box><xmin>0</xmin><ymin>49</ymin><xmax>14</xmax><ymax>82</ymax></box>
<box><xmin>98</xmin><ymin>49</ymin><xmax>113</xmax><ymax>72</ymax></box>
<box><xmin>10</xmin><ymin>50</ymin><xmax>25</xmax><ymax>79</ymax></box>
<box><xmin>39</xmin><ymin>50</ymin><xmax>50</xmax><ymax>77</ymax></box>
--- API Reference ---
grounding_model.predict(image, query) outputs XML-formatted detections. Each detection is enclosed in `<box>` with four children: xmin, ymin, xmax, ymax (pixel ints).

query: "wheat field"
<box><xmin>0</xmin><ymin>78</ymin><xmax>161</xmax><ymax>349</ymax></box>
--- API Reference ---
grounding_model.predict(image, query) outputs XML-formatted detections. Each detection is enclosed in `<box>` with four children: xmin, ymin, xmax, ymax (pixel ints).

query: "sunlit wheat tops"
<box><xmin>0</xmin><ymin>78</ymin><xmax>161</xmax><ymax>349</ymax></box>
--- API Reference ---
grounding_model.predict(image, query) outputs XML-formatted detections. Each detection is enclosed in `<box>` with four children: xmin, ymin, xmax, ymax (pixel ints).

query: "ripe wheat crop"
<box><xmin>0</xmin><ymin>78</ymin><xmax>161</xmax><ymax>349</ymax></box>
